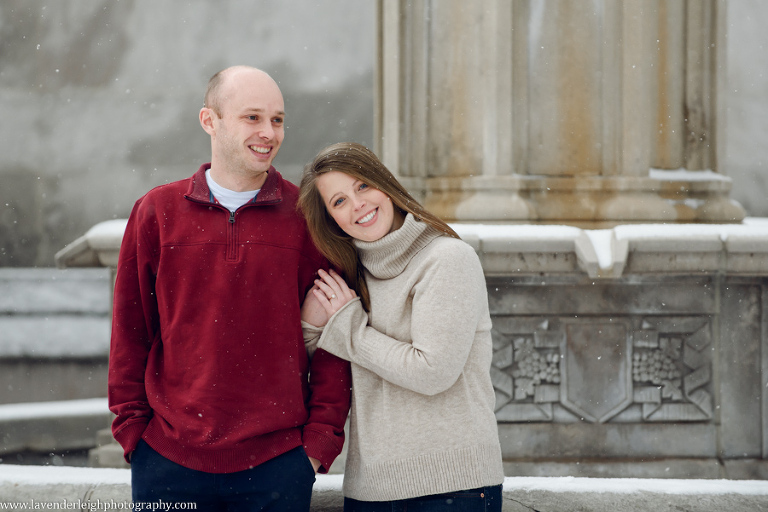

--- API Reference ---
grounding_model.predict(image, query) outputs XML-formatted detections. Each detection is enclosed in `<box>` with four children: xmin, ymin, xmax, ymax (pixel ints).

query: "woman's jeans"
<box><xmin>131</xmin><ymin>440</ymin><xmax>316</xmax><ymax>512</ymax></box>
<box><xmin>344</xmin><ymin>485</ymin><xmax>503</xmax><ymax>512</ymax></box>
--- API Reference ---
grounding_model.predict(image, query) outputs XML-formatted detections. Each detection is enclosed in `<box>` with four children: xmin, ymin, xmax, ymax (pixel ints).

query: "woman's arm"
<box><xmin>316</xmin><ymin>244</ymin><xmax>488</xmax><ymax>396</ymax></box>
<box><xmin>301</xmin><ymin>285</ymin><xmax>328</xmax><ymax>358</ymax></box>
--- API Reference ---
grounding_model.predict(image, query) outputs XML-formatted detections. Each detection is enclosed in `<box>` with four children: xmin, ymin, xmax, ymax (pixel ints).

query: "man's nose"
<box><xmin>258</xmin><ymin>122</ymin><xmax>274</xmax><ymax>140</ymax></box>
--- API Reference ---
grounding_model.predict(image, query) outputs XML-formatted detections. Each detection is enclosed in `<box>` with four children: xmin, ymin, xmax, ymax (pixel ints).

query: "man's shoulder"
<box><xmin>135</xmin><ymin>175</ymin><xmax>193</xmax><ymax>205</ymax></box>
<box><xmin>271</xmin><ymin>169</ymin><xmax>300</xmax><ymax>200</ymax></box>
<box><xmin>148</xmin><ymin>176</ymin><xmax>193</xmax><ymax>196</ymax></box>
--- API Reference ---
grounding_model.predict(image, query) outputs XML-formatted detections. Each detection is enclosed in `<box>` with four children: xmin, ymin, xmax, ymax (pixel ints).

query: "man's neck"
<box><xmin>209</xmin><ymin>167</ymin><xmax>269</xmax><ymax>192</ymax></box>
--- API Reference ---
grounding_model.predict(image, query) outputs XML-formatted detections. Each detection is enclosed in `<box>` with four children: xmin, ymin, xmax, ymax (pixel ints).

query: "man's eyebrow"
<box><xmin>242</xmin><ymin>108</ymin><xmax>286</xmax><ymax>117</ymax></box>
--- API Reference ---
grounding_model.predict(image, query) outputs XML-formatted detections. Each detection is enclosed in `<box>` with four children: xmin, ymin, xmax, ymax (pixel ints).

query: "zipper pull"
<box><xmin>229</xmin><ymin>210</ymin><xmax>235</xmax><ymax>223</ymax></box>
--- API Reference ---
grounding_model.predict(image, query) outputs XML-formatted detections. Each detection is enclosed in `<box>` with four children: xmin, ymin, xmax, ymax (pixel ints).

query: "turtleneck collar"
<box><xmin>353</xmin><ymin>213</ymin><xmax>443</xmax><ymax>279</ymax></box>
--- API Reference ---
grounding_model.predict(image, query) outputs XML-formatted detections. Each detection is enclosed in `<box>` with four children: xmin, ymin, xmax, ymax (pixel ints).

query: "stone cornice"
<box><xmin>452</xmin><ymin>220</ymin><xmax>768</xmax><ymax>279</ymax></box>
<box><xmin>55</xmin><ymin>218</ymin><xmax>768</xmax><ymax>279</ymax></box>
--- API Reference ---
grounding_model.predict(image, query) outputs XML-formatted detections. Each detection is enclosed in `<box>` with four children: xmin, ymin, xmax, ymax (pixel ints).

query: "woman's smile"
<box><xmin>316</xmin><ymin>171</ymin><xmax>402</xmax><ymax>242</ymax></box>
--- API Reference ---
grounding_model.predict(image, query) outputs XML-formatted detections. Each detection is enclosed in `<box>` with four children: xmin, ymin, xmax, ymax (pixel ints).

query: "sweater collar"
<box><xmin>185</xmin><ymin>163</ymin><xmax>283</xmax><ymax>205</ymax></box>
<box><xmin>354</xmin><ymin>213</ymin><xmax>442</xmax><ymax>279</ymax></box>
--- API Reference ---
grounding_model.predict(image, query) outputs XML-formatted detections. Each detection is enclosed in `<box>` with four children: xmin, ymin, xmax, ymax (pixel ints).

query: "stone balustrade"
<box><xmin>53</xmin><ymin>217</ymin><xmax>768</xmax><ymax>478</ymax></box>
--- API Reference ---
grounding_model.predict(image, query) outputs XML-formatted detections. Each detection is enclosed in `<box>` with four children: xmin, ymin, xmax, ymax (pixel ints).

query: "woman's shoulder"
<box><xmin>422</xmin><ymin>234</ymin><xmax>481</xmax><ymax>267</ymax></box>
<box><xmin>413</xmin><ymin>234</ymin><xmax>487</xmax><ymax>295</ymax></box>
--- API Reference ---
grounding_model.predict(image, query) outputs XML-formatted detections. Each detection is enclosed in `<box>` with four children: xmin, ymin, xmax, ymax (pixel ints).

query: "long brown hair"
<box><xmin>298</xmin><ymin>142</ymin><xmax>459</xmax><ymax>310</ymax></box>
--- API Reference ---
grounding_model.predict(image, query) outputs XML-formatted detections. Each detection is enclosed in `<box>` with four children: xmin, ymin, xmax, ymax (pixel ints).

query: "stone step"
<box><xmin>2</xmin><ymin>468</ymin><xmax>768</xmax><ymax>512</ymax></box>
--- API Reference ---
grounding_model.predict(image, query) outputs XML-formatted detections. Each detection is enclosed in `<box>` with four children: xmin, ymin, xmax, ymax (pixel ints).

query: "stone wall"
<box><xmin>452</xmin><ymin>221</ymin><xmax>768</xmax><ymax>479</ymax></box>
<box><xmin>1</xmin><ymin>1</ymin><xmax>767</xmax><ymax>264</ymax></box>
<box><xmin>725</xmin><ymin>0</ymin><xmax>768</xmax><ymax>218</ymax></box>
<box><xmin>0</xmin><ymin>0</ymin><xmax>374</xmax><ymax>266</ymax></box>
<box><xmin>1</xmin><ymin>1</ymin><xmax>768</xmax><ymax>264</ymax></box>
<box><xmin>0</xmin><ymin>268</ymin><xmax>110</xmax><ymax>404</ymax></box>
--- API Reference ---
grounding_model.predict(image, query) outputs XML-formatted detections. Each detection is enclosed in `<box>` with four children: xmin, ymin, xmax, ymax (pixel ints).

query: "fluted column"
<box><xmin>375</xmin><ymin>0</ymin><xmax>744</xmax><ymax>226</ymax></box>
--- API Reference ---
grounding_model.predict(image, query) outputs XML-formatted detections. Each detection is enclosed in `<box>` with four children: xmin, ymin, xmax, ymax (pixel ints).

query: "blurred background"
<box><xmin>0</xmin><ymin>0</ymin><xmax>767</xmax><ymax>473</ymax></box>
<box><xmin>0</xmin><ymin>0</ymin><xmax>376</xmax><ymax>267</ymax></box>
<box><xmin>0</xmin><ymin>0</ymin><xmax>765</xmax><ymax>266</ymax></box>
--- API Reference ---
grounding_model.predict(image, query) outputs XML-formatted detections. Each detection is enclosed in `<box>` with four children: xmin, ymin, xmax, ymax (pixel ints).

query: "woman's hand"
<box><xmin>301</xmin><ymin>284</ymin><xmax>330</xmax><ymax>327</ymax></box>
<box><xmin>313</xmin><ymin>269</ymin><xmax>357</xmax><ymax>317</ymax></box>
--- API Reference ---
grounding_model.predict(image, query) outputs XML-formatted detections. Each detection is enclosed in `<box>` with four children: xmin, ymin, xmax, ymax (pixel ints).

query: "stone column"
<box><xmin>375</xmin><ymin>0</ymin><xmax>744</xmax><ymax>226</ymax></box>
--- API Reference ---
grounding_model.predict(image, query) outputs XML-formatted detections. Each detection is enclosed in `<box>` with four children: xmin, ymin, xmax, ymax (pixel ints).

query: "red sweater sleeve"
<box><xmin>298</xmin><ymin>239</ymin><xmax>352</xmax><ymax>472</ymax></box>
<box><xmin>302</xmin><ymin>348</ymin><xmax>352</xmax><ymax>472</ymax></box>
<box><xmin>108</xmin><ymin>199</ymin><xmax>158</xmax><ymax>461</ymax></box>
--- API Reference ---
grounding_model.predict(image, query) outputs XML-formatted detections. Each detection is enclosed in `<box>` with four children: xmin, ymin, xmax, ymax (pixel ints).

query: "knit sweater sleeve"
<box><xmin>301</xmin><ymin>321</ymin><xmax>323</xmax><ymax>359</ymax></box>
<box><xmin>317</xmin><ymin>242</ymin><xmax>487</xmax><ymax>396</ymax></box>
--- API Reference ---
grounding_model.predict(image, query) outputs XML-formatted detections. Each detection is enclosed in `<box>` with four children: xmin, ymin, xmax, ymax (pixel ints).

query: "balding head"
<box><xmin>204</xmin><ymin>66</ymin><xmax>280</xmax><ymax>117</ymax></box>
<box><xmin>198</xmin><ymin>65</ymin><xmax>286</xmax><ymax>190</ymax></box>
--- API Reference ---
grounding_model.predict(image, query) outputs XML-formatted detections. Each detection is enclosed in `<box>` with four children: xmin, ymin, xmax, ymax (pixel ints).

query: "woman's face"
<box><xmin>315</xmin><ymin>170</ymin><xmax>403</xmax><ymax>242</ymax></box>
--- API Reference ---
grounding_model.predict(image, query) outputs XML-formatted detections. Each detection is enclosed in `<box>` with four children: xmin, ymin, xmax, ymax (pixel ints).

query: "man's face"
<box><xmin>208</xmin><ymin>70</ymin><xmax>285</xmax><ymax>180</ymax></box>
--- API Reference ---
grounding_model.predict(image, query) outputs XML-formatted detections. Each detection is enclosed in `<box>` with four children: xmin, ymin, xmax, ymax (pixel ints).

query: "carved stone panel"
<box><xmin>560</xmin><ymin>322</ymin><xmax>632</xmax><ymax>423</ymax></box>
<box><xmin>492</xmin><ymin>315</ymin><xmax>713</xmax><ymax>424</ymax></box>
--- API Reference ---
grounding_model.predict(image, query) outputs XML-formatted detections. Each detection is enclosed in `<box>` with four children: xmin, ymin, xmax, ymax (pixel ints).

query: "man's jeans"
<box><xmin>131</xmin><ymin>440</ymin><xmax>316</xmax><ymax>512</ymax></box>
<box><xmin>343</xmin><ymin>485</ymin><xmax>503</xmax><ymax>512</ymax></box>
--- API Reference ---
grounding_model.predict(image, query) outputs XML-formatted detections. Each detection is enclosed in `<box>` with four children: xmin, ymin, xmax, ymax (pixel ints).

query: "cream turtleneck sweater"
<box><xmin>305</xmin><ymin>214</ymin><xmax>504</xmax><ymax>501</ymax></box>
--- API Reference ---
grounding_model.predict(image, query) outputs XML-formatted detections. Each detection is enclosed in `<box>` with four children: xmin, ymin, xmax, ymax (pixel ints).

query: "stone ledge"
<box><xmin>452</xmin><ymin>219</ymin><xmax>768</xmax><ymax>278</ymax></box>
<box><xmin>2</xmin><ymin>467</ymin><xmax>768</xmax><ymax>512</ymax></box>
<box><xmin>54</xmin><ymin>218</ymin><xmax>768</xmax><ymax>279</ymax></box>
<box><xmin>55</xmin><ymin>219</ymin><xmax>127</xmax><ymax>269</ymax></box>
<box><xmin>419</xmin><ymin>173</ymin><xmax>745</xmax><ymax>224</ymax></box>
<box><xmin>0</xmin><ymin>399</ymin><xmax>111</xmax><ymax>455</ymax></box>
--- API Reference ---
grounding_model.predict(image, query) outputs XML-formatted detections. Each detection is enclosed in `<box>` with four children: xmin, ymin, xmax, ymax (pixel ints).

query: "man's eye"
<box><xmin>359</xmin><ymin>183</ymin><xmax>368</xmax><ymax>190</ymax></box>
<box><xmin>273</xmin><ymin>117</ymin><xmax>284</xmax><ymax>124</ymax></box>
<box><xmin>247</xmin><ymin>115</ymin><xmax>258</xmax><ymax>121</ymax></box>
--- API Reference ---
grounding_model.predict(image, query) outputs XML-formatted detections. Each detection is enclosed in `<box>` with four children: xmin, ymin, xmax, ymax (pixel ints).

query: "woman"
<box><xmin>298</xmin><ymin>142</ymin><xmax>504</xmax><ymax>512</ymax></box>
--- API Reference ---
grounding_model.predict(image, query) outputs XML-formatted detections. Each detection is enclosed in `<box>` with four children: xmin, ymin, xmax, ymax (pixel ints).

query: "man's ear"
<box><xmin>199</xmin><ymin>107</ymin><xmax>216</xmax><ymax>135</ymax></box>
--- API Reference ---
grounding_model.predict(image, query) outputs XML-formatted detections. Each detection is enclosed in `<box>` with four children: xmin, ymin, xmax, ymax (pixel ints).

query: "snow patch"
<box><xmin>503</xmin><ymin>476</ymin><xmax>768</xmax><ymax>495</ymax></box>
<box><xmin>0</xmin><ymin>398</ymin><xmax>108</xmax><ymax>421</ymax></box>
<box><xmin>649</xmin><ymin>168</ymin><xmax>732</xmax><ymax>182</ymax></box>
<box><xmin>583</xmin><ymin>230</ymin><xmax>614</xmax><ymax>269</ymax></box>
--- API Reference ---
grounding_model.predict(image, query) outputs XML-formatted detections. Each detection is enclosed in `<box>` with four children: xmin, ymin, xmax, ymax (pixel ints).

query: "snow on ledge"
<box><xmin>1</xmin><ymin>467</ymin><xmax>767</xmax><ymax>497</ymax></box>
<box><xmin>451</xmin><ymin>219</ymin><xmax>768</xmax><ymax>243</ymax></box>
<box><xmin>649</xmin><ymin>168</ymin><xmax>732</xmax><ymax>182</ymax></box>
<box><xmin>0</xmin><ymin>465</ymin><xmax>129</xmax><ymax>486</ymax></box>
<box><xmin>449</xmin><ymin>218</ymin><xmax>768</xmax><ymax>277</ymax></box>
<box><xmin>613</xmin><ymin>220</ymin><xmax>768</xmax><ymax>242</ymax></box>
<box><xmin>504</xmin><ymin>476</ymin><xmax>768</xmax><ymax>495</ymax></box>
<box><xmin>84</xmin><ymin>219</ymin><xmax>128</xmax><ymax>244</ymax></box>
<box><xmin>0</xmin><ymin>398</ymin><xmax>108</xmax><ymax>421</ymax></box>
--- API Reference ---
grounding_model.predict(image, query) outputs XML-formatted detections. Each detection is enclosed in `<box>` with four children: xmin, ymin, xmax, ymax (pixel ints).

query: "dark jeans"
<box><xmin>131</xmin><ymin>440</ymin><xmax>316</xmax><ymax>512</ymax></box>
<box><xmin>344</xmin><ymin>485</ymin><xmax>503</xmax><ymax>512</ymax></box>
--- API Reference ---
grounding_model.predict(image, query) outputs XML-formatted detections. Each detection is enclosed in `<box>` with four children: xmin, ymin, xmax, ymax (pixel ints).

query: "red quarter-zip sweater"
<box><xmin>108</xmin><ymin>164</ymin><xmax>351</xmax><ymax>473</ymax></box>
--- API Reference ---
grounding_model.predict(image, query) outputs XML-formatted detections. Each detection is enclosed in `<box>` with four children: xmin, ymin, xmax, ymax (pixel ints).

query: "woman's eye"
<box><xmin>333</xmin><ymin>198</ymin><xmax>344</xmax><ymax>207</ymax></box>
<box><xmin>359</xmin><ymin>183</ymin><xmax>368</xmax><ymax>190</ymax></box>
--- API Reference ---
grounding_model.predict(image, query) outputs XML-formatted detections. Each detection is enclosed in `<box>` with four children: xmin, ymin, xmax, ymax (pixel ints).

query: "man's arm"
<box><xmin>297</xmin><ymin>238</ymin><xmax>352</xmax><ymax>473</ymax></box>
<box><xmin>302</xmin><ymin>347</ymin><xmax>351</xmax><ymax>473</ymax></box>
<box><xmin>108</xmin><ymin>201</ymin><xmax>157</xmax><ymax>462</ymax></box>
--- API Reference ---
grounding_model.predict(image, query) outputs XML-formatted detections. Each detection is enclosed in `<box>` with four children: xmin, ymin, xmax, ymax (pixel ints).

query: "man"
<box><xmin>108</xmin><ymin>66</ymin><xmax>351</xmax><ymax>511</ymax></box>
